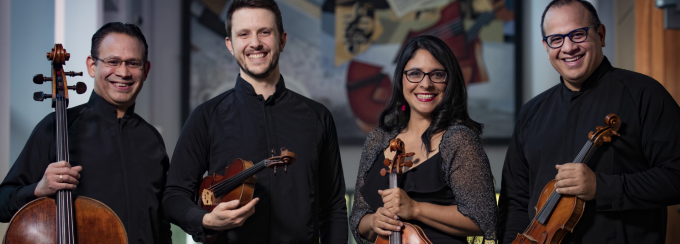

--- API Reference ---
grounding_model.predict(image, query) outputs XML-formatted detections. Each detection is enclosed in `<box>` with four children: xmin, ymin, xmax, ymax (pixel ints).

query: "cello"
<box><xmin>512</xmin><ymin>114</ymin><xmax>621</xmax><ymax>244</ymax></box>
<box><xmin>198</xmin><ymin>148</ymin><xmax>296</xmax><ymax>243</ymax></box>
<box><xmin>3</xmin><ymin>44</ymin><xmax>128</xmax><ymax>243</ymax></box>
<box><xmin>375</xmin><ymin>138</ymin><xmax>432</xmax><ymax>244</ymax></box>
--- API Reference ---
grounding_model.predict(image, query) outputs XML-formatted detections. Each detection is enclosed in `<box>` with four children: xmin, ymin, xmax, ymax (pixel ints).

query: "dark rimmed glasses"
<box><xmin>94</xmin><ymin>57</ymin><xmax>145</xmax><ymax>69</ymax></box>
<box><xmin>403</xmin><ymin>69</ymin><xmax>448</xmax><ymax>83</ymax></box>
<box><xmin>543</xmin><ymin>24</ymin><xmax>597</xmax><ymax>49</ymax></box>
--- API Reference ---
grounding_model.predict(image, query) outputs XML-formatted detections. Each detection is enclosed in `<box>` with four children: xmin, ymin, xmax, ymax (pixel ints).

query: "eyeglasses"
<box><xmin>543</xmin><ymin>24</ymin><xmax>597</xmax><ymax>49</ymax></box>
<box><xmin>94</xmin><ymin>57</ymin><xmax>145</xmax><ymax>69</ymax></box>
<box><xmin>403</xmin><ymin>70</ymin><xmax>448</xmax><ymax>83</ymax></box>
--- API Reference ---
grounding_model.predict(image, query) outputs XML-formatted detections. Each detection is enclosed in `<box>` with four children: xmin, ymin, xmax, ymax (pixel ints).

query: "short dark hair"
<box><xmin>379</xmin><ymin>35</ymin><xmax>483</xmax><ymax>154</ymax></box>
<box><xmin>91</xmin><ymin>22</ymin><xmax>149</xmax><ymax>62</ymax></box>
<box><xmin>540</xmin><ymin>0</ymin><xmax>601</xmax><ymax>37</ymax></box>
<box><xmin>225</xmin><ymin>0</ymin><xmax>285</xmax><ymax>39</ymax></box>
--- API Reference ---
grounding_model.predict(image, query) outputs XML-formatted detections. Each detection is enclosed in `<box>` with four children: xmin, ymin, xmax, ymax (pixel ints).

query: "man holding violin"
<box><xmin>162</xmin><ymin>0</ymin><xmax>348</xmax><ymax>243</ymax></box>
<box><xmin>0</xmin><ymin>22</ymin><xmax>172</xmax><ymax>243</ymax></box>
<box><xmin>498</xmin><ymin>0</ymin><xmax>680</xmax><ymax>243</ymax></box>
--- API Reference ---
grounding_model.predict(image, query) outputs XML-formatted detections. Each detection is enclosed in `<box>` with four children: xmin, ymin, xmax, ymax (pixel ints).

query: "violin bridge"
<box><xmin>202</xmin><ymin>189</ymin><xmax>215</xmax><ymax>206</ymax></box>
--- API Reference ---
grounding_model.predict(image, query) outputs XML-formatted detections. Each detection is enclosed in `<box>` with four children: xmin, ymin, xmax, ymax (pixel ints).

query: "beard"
<box><xmin>236</xmin><ymin>50</ymin><xmax>280</xmax><ymax>79</ymax></box>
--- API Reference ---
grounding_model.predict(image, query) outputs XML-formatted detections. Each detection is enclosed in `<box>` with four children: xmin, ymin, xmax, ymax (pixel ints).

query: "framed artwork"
<box><xmin>181</xmin><ymin>0</ymin><xmax>522</xmax><ymax>144</ymax></box>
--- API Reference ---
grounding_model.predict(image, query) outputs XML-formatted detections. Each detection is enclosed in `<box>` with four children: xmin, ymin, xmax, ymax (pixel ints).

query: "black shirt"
<box><xmin>362</xmin><ymin>152</ymin><xmax>467</xmax><ymax>243</ymax></box>
<box><xmin>0</xmin><ymin>92</ymin><xmax>172</xmax><ymax>244</ymax></box>
<box><xmin>498</xmin><ymin>57</ymin><xmax>680</xmax><ymax>243</ymax></box>
<box><xmin>163</xmin><ymin>75</ymin><xmax>348</xmax><ymax>243</ymax></box>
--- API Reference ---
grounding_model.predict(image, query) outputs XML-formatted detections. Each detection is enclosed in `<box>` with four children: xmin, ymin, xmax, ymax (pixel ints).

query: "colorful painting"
<box><xmin>185</xmin><ymin>0</ymin><xmax>519</xmax><ymax>144</ymax></box>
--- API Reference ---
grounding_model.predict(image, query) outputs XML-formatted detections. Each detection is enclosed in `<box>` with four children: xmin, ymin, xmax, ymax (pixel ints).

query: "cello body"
<box><xmin>4</xmin><ymin>196</ymin><xmax>128</xmax><ymax>244</ymax></box>
<box><xmin>511</xmin><ymin>180</ymin><xmax>585</xmax><ymax>244</ymax></box>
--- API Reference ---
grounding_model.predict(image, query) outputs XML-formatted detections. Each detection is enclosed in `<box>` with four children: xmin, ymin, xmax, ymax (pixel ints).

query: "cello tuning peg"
<box><xmin>68</xmin><ymin>82</ymin><xmax>87</xmax><ymax>94</ymax></box>
<box><xmin>33</xmin><ymin>92</ymin><xmax>51</xmax><ymax>101</ymax></box>
<box><xmin>64</xmin><ymin>71</ymin><xmax>83</xmax><ymax>77</ymax></box>
<box><xmin>404</xmin><ymin>160</ymin><xmax>413</xmax><ymax>167</ymax></box>
<box><xmin>33</xmin><ymin>74</ymin><xmax>51</xmax><ymax>84</ymax></box>
<box><xmin>380</xmin><ymin>168</ymin><xmax>387</xmax><ymax>176</ymax></box>
<box><xmin>383</xmin><ymin>158</ymin><xmax>390</xmax><ymax>167</ymax></box>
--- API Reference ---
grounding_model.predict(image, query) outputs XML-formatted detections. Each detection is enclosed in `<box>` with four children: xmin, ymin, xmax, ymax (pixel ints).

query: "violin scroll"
<box><xmin>588</xmin><ymin>114</ymin><xmax>621</xmax><ymax>147</ymax></box>
<box><xmin>381</xmin><ymin>138</ymin><xmax>415</xmax><ymax>177</ymax></box>
<box><xmin>264</xmin><ymin>147</ymin><xmax>297</xmax><ymax>175</ymax></box>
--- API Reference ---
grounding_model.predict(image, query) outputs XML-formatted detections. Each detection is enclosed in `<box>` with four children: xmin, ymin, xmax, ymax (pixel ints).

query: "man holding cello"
<box><xmin>498</xmin><ymin>0</ymin><xmax>680</xmax><ymax>243</ymax></box>
<box><xmin>162</xmin><ymin>0</ymin><xmax>348</xmax><ymax>243</ymax></box>
<box><xmin>0</xmin><ymin>22</ymin><xmax>171</xmax><ymax>243</ymax></box>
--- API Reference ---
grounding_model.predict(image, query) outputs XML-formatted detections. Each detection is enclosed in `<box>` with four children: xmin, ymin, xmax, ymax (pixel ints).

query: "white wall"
<box><xmin>0</xmin><ymin>0</ymin><xmax>11</xmax><ymax>237</ymax></box>
<box><xmin>9</xmin><ymin>0</ymin><xmax>56</xmax><ymax>165</ymax></box>
<box><xmin>61</xmin><ymin>0</ymin><xmax>103</xmax><ymax>107</ymax></box>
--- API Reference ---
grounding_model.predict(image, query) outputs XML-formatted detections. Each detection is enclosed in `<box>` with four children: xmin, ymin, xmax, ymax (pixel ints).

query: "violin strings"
<box><xmin>535</xmin><ymin>140</ymin><xmax>594</xmax><ymax>224</ymax></box>
<box><xmin>210</xmin><ymin>160</ymin><xmax>267</xmax><ymax>196</ymax></box>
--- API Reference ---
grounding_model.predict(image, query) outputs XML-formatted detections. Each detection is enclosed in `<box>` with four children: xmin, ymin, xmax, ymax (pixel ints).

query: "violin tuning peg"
<box><xmin>33</xmin><ymin>74</ymin><xmax>51</xmax><ymax>84</ymax></box>
<box><xmin>380</xmin><ymin>168</ymin><xmax>387</xmax><ymax>176</ymax></box>
<box><xmin>273</xmin><ymin>165</ymin><xmax>277</xmax><ymax>176</ymax></box>
<box><xmin>284</xmin><ymin>165</ymin><xmax>288</xmax><ymax>173</ymax></box>
<box><xmin>64</xmin><ymin>71</ymin><xmax>82</xmax><ymax>77</ymax></box>
<box><xmin>404</xmin><ymin>160</ymin><xmax>413</xmax><ymax>167</ymax></box>
<box><xmin>68</xmin><ymin>82</ymin><xmax>87</xmax><ymax>94</ymax></box>
<box><xmin>271</xmin><ymin>149</ymin><xmax>276</xmax><ymax>157</ymax></box>
<box><xmin>33</xmin><ymin>92</ymin><xmax>50</xmax><ymax>101</ymax></box>
<box><xmin>383</xmin><ymin>158</ymin><xmax>390</xmax><ymax>167</ymax></box>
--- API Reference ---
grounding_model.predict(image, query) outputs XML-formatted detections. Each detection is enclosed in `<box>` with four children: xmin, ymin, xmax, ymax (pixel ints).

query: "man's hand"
<box><xmin>379</xmin><ymin>188</ymin><xmax>419</xmax><ymax>220</ymax></box>
<box><xmin>34</xmin><ymin>161</ymin><xmax>82</xmax><ymax>198</ymax></box>
<box><xmin>555</xmin><ymin>163</ymin><xmax>597</xmax><ymax>200</ymax></box>
<box><xmin>202</xmin><ymin>198</ymin><xmax>259</xmax><ymax>231</ymax></box>
<box><xmin>370</xmin><ymin>207</ymin><xmax>403</xmax><ymax>237</ymax></box>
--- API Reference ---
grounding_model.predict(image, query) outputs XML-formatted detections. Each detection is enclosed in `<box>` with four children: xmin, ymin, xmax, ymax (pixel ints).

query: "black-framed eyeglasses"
<box><xmin>94</xmin><ymin>57</ymin><xmax>145</xmax><ymax>69</ymax></box>
<box><xmin>543</xmin><ymin>24</ymin><xmax>597</xmax><ymax>49</ymax></box>
<box><xmin>403</xmin><ymin>69</ymin><xmax>448</xmax><ymax>83</ymax></box>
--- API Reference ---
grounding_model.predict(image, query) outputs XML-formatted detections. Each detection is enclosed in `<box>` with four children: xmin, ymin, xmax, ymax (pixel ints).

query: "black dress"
<box><xmin>361</xmin><ymin>152</ymin><xmax>468</xmax><ymax>243</ymax></box>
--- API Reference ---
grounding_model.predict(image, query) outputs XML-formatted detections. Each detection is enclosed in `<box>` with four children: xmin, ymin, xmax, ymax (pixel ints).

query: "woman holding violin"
<box><xmin>349</xmin><ymin>35</ymin><xmax>497</xmax><ymax>243</ymax></box>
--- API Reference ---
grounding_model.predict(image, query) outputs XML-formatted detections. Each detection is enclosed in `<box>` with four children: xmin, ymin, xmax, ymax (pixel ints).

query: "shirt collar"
<box><xmin>234</xmin><ymin>74</ymin><xmax>287</xmax><ymax>102</ymax></box>
<box><xmin>87</xmin><ymin>91</ymin><xmax>136</xmax><ymax>121</ymax></box>
<box><xmin>560</xmin><ymin>56</ymin><xmax>613</xmax><ymax>92</ymax></box>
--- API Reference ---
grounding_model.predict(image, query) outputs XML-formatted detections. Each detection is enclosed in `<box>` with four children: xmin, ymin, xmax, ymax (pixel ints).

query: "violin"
<box><xmin>198</xmin><ymin>148</ymin><xmax>296</xmax><ymax>243</ymax></box>
<box><xmin>375</xmin><ymin>138</ymin><xmax>432</xmax><ymax>244</ymax></box>
<box><xmin>3</xmin><ymin>44</ymin><xmax>128</xmax><ymax>243</ymax></box>
<box><xmin>512</xmin><ymin>114</ymin><xmax>622</xmax><ymax>244</ymax></box>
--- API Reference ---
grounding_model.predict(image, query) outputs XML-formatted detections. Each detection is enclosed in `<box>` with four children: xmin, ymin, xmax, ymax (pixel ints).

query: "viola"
<box><xmin>512</xmin><ymin>114</ymin><xmax>622</xmax><ymax>244</ymax></box>
<box><xmin>375</xmin><ymin>138</ymin><xmax>432</xmax><ymax>244</ymax></box>
<box><xmin>198</xmin><ymin>148</ymin><xmax>296</xmax><ymax>243</ymax></box>
<box><xmin>3</xmin><ymin>44</ymin><xmax>128</xmax><ymax>243</ymax></box>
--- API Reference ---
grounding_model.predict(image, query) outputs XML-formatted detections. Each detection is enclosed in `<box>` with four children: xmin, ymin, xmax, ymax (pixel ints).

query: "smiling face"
<box><xmin>87</xmin><ymin>33</ymin><xmax>150</xmax><ymax>115</ymax></box>
<box><xmin>542</xmin><ymin>2</ymin><xmax>605</xmax><ymax>91</ymax></box>
<box><xmin>226</xmin><ymin>7</ymin><xmax>287</xmax><ymax>81</ymax></box>
<box><xmin>402</xmin><ymin>49</ymin><xmax>448</xmax><ymax>118</ymax></box>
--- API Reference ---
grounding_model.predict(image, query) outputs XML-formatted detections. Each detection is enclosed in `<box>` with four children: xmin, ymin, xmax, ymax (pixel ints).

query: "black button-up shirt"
<box><xmin>163</xmin><ymin>75</ymin><xmax>348</xmax><ymax>243</ymax></box>
<box><xmin>498</xmin><ymin>57</ymin><xmax>680</xmax><ymax>243</ymax></box>
<box><xmin>0</xmin><ymin>92</ymin><xmax>171</xmax><ymax>243</ymax></box>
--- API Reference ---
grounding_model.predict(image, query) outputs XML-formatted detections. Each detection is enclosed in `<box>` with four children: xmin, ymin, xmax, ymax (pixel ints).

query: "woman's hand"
<box><xmin>379</xmin><ymin>188</ymin><xmax>419</xmax><ymax>220</ymax></box>
<box><xmin>370</xmin><ymin>207</ymin><xmax>403</xmax><ymax>237</ymax></box>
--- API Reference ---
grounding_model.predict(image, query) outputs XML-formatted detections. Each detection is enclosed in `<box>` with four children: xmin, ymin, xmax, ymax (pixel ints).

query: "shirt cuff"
<box><xmin>185</xmin><ymin>206</ymin><xmax>210</xmax><ymax>242</ymax></box>
<box><xmin>15</xmin><ymin>183</ymin><xmax>38</xmax><ymax>207</ymax></box>
<box><xmin>595</xmin><ymin>173</ymin><xmax>623</xmax><ymax>211</ymax></box>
